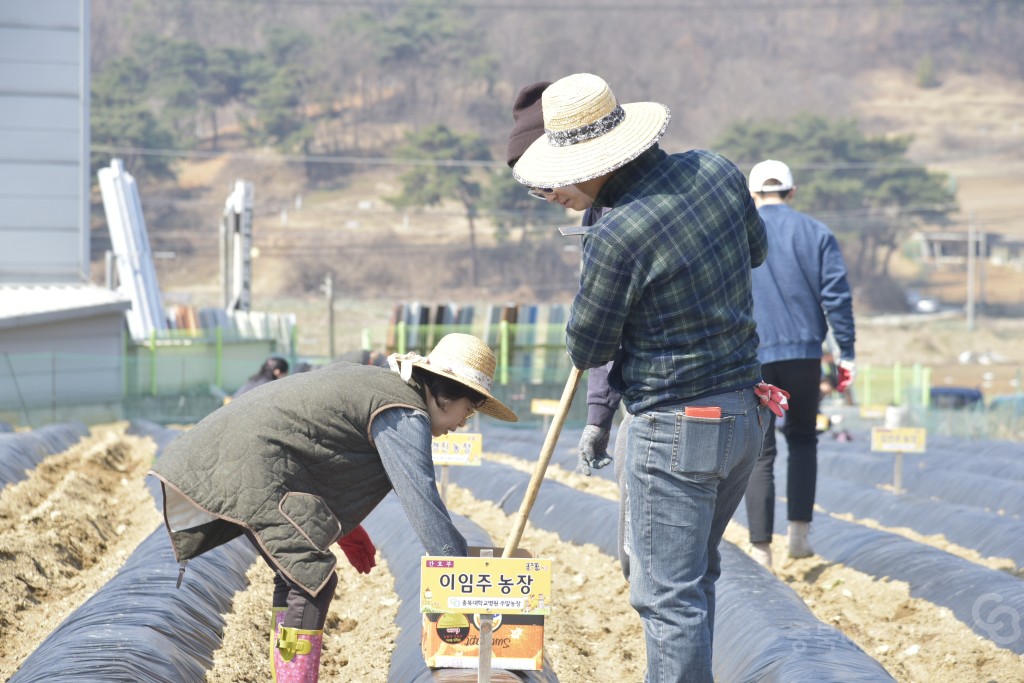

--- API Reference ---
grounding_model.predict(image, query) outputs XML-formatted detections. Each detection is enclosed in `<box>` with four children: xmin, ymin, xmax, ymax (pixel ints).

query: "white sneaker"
<box><xmin>750</xmin><ymin>542</ymin><xmax>773</xmax><ymax>569</ymax></box>
<box><xmin>788</xmin><ymin>521</ymin><xmax>814</xmax><ymax>558</ymax></box>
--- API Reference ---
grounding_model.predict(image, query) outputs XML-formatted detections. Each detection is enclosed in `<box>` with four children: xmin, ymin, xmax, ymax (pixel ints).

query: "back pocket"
<box><xmin>670</xmin><ymin>414</ymin><xmax>736</xmax><ymax>479</ymax></box>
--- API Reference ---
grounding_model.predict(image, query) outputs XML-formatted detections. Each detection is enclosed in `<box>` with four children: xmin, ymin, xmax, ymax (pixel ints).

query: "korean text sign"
<box><xmin>431</xmin><ymin>433</ymin><xmax>482</xmax><ymax>466</ymax></box>
<box><xmin>421</xmin><ymin>556</ymin><xmax>552</xmax><ymax>615</ymax></box>
<box><xmin>870</xmin><ymin>427</ymin><xmax>927</xmax><ymax>453</ymax></box>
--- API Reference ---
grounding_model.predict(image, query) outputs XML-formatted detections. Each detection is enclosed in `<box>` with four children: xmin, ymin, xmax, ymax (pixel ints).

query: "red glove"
<box><xmin>755</xmin><ymin>382</ymin><xmax>791</xmax><ymax>418</ymax></box>
<box><xmin>836</xmin><ymin>360</ymin><xmax>856</xmax><ymax>393</ymax></box>
<box><xmin>337</xmin><ymin>525</ymin><xmax>376</xmax><ymax>574</ymax></box>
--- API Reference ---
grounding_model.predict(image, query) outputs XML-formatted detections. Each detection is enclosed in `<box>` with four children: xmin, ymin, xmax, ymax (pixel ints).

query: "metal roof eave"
<box><xmin>0</xmin><ymin>300</ymin><xmax>132</xmax><ymax>331</ymax></box>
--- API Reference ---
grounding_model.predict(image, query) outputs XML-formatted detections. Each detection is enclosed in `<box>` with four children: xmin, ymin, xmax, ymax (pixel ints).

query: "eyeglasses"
<box><xmin>527</xmin><ymin>186</ymin><xmax>556</xmax><ymax>200</ymax></box>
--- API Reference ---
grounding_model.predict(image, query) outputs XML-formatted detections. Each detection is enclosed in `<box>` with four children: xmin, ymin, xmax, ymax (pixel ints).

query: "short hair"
<box><xmin>265</xmin><ymin>356</ymin><xmax>289</xmax><ymax>375</ymax></box>
<box><xmin>755</xmin><ymin>180</ymin><xmax>793</xmax><ymax>199</ymax></box>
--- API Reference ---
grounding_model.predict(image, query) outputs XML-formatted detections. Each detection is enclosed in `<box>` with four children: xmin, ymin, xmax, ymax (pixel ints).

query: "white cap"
<box><xmin>748</xmin><ymin>159</ymin><xmax>794</xmax><ymax>192</ymax></box>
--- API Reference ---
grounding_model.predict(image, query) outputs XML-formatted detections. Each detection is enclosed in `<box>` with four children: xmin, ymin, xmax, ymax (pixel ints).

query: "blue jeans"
<box><xmin>626</xmin><ymin>388</ymin><xmax>768</xmax><ymax>682</ymax></box>
<box><xmin>614</xmin><ymin>412</ymin><xmax>633</xmax><ymax>581</ymax></box>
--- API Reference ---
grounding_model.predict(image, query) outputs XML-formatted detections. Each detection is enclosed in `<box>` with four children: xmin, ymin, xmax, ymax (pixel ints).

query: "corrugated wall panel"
<box><xmin>0</xmin><ymin>131</ymin><xmax>80</xmax><ymax>163</ymax></box>
<box><xmin>0</xmin><ymin>63</ymin><xmax>80</xmax><ymax>96</ymax></box>
<box><xmin>0</xmin><ymin>1</ymin><xmax>80</xmax><ymax>29</ymax></box>
<box><xmin>0</xmin><ymin>95</ymin><xmax>80</xmax><ymax>131</ymax></box>
<box><xmin>0</xmin><ymin>162</ymin><xmax>78</xmax><ymax>194</ymax></box>
<box><xmin>0</xmin><ymin>27</ymin><xmax>79</xmax><ymax>63</ymax></box>
<box><xmin>0</xmin><ymin>0</ymin><xmax>88</xmax><ymax>284</ymax></box>
<box><xmin>0</xmin><ymin>229</ymin><xmax>80</xmax><ymax>278</ymax></box>
<box><xmin>0</xmin><ymin>197</ymin><xmax>80</xmax><ymax>228</ymax></box>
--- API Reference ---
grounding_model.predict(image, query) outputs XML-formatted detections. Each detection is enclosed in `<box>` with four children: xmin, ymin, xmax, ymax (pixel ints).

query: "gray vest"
<box><xmin>150</xmin><ymin>363</ymin><xmax>427</xmax><ymax>596</ymax></box>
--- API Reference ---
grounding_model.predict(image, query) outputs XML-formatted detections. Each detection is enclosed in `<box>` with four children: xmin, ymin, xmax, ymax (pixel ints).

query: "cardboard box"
<box><xmin>421</xmin><ymin>547</ymin><xmax>545</xmax><ymax>671</ymax></box>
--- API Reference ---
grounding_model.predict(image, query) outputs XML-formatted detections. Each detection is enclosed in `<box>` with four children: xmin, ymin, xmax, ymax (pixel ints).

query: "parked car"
<box><xmin>906</xmin><ymin>289</ymin><xmax>941</xmax><ymax>314</ymax></box>
<box><xmin>930</xmin><ymin>387</ymin><xmax>984</xmax><ymax>410</ymax></box>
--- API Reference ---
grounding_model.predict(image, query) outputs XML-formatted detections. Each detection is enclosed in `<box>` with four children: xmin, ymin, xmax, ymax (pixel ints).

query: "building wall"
<box><xmin>0</xmin><ymin>310</ymin><xmax>125</xmax><ymax>411</ymax></box>
<box><xmin>0</xmin><ymin>0</ymin><xmax>90</xmax><ymax>283</ymax></box>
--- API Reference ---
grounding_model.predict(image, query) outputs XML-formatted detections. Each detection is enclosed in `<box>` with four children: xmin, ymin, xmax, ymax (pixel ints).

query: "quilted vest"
<box><xmin>150</xmin><ymin>363</ymin><xmax>428</xmax><ymax>596</ymax></box>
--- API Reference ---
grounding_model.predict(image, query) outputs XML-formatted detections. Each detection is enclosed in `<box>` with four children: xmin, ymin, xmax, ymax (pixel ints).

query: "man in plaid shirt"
<box><xmin>512</xmin><ymin>73</ymin><xmax>784</xmax><ymax>682</ymax></box>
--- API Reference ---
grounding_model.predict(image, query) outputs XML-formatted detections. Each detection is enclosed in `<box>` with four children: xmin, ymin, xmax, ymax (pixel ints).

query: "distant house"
<box><xmin>988</xmin><ymin>236</ymin><xmax>1024</xmax><ymax>268</ymax></box>
<box><xmin>911</xmin><ymin>230</ymin><xmax>991</xmax><ymax>265</ymax></box>
<box><xmin>0</xmin><ymin>1</ymin><xmax>131</xmax><ymax>425</ymax></box>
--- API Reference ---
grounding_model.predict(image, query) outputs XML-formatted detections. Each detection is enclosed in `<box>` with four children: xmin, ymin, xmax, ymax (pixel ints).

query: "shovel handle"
<box><xmin>502</xmin><ymin>366</ymin><xmax>584</xmax><ymax>557</ymax></box>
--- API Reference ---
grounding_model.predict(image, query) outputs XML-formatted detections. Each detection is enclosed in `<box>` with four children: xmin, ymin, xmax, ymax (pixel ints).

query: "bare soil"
<box><xmin>2</xmin><ymin>423</ymin><xmax>1022</xmax><ymax>682</ymax></box>
<box><xmin>48</xmin><ymin>67</ymin><xmax>1024</xmax><ymax>682</ymax></box>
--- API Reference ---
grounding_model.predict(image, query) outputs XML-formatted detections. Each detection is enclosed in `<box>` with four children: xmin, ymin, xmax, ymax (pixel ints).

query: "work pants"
<box><xmin>744</xmin><ymin>358</ymin><xmax>821</xmax><ymax>544</ymax></box>
<box><xmin>246</xmin><ymin>530</ymin><xmax>338</xmax><ymax>630</ymax></box>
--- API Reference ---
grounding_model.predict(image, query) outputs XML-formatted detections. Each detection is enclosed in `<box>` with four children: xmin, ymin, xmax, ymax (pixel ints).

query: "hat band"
<box><xmin>388</xmin><ymin>352</ymin><xmax>425</xmax><ymax>381</ymax></box>
<box><xmin>546</xmin><ymin>105</ymin><xmax>625</xmax><ymax>148</ymax></box>
<box><xmin>427</xmin><ymin>353</ymin><xmax>493</xmax><ymax>392</ymax></box>
<box><xmin>387</xmin><ymin>351</ymin><xmax>495</xmax><ymax>392</ymax></box>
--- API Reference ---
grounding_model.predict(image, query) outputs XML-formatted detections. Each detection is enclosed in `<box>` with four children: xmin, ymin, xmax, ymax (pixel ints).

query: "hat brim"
<box><xmin>412</xmin><ymin>361</ymin><xmax>518</xmax><ymax>422</ymax></box>
<box><xmin>750</xmin><ymin>183</ymin><xmax>794</xmax><ymax>193</ymax></box>
<box><xmin>512</xmin><ymin>102</ymin><xmax>670</xmax><ymax>188</ymax></box>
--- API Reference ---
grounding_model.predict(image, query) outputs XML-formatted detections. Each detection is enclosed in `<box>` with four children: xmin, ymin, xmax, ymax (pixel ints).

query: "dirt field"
<box><xmin>34</xmin><ymin>66</ymin><xmax>1024</xmax><ymax>681</ymax></box>
<box><xmin>2</xmin><ymin>421</ymin><xmax>1022</xmax><ymax>682</ymax></box>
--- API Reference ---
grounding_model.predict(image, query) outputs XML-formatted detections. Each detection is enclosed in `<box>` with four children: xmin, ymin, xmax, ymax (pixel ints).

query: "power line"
<box><xmin>91</xmin><ymin>143</ymin><xmax>1024</xmax><ymax>175</ymax></box>
<box><xmin>96</xmin><ymin>0</ymin><xmax>987</xmax><ymax>11</ymax></box>
<box><xmin>90</xmin><ymin>144</ymin><xmax>497</xmax><ymax>169</ymax></box>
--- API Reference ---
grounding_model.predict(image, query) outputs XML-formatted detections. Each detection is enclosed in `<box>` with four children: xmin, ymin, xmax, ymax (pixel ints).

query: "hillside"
<box><xmin>139</xmin><ymin>64</ymin><xmax>1024</xmax><ymax>310</ymax></box>
<box><xmin>85</xmin><ymin>1</ymin><xmax>1024</xmax><ymax>372</ymax></box>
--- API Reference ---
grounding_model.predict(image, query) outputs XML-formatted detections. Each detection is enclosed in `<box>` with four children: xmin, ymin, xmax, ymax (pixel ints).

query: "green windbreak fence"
<box><xmin>2</xmin><ymin>322</ymin><xmax>1021</xmax><ymax>440</ymax></box>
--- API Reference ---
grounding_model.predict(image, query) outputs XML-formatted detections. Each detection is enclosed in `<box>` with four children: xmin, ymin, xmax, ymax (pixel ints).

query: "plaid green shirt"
<box><xmin>566</xmin><ymin>146</ymin><xmax>767</xmax><ymax>413</ymax></box>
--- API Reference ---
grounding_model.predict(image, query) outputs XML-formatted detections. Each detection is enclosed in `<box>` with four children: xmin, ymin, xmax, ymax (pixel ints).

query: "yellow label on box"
<box><xmin>431</xmin><ymin>433</ymin><xmax>482</xmax><ymax>466</ymax></box>
<box><xmin>871</xmin><ymin>427</ymin><xmax>927</xmax><ymax>453</ymax></box>
<box><xmin>421</xmin><ymin>556</ymin><xmax>552</xmax><ymax>615</ymax></box>
<box><xmin>530</xmin><ymin>398</ymin><xmax>560</xmax><ymax>416</ymax></box>
<box><xmin>859</xmin><ymin>404</ymin><xmax>887</xmax><ymax>419</ymax></box>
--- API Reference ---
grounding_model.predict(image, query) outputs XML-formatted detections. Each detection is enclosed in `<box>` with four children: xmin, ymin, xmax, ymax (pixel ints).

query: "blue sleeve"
<box><xmin>586</xmin><ymin>362</ymin><xmax>622</xmax><ymax>429</ymax></box>
<box><xmin>819</xmin><ymin>232</ymin><xmax>856</xmax><ymax>360</ymax></box>
<box><xmin>372</xmin><ymin>408</ymin><xmax>468</xmax><ymax>556</ymax></box>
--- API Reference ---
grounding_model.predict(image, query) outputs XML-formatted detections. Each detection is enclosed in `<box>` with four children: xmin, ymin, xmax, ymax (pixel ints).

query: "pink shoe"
<box><xmin>271</xmin><ymin>620</ymin><xmax>323</xmax><ymax>683</ymax></box>
<box><xmin>269</xmin><ymin>608</ymin><xmax>286</xmax><ymax>672</ymax></box>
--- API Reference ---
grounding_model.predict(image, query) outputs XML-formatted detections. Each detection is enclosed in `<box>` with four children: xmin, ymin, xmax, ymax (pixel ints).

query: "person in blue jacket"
<box><xmin>742</xmin><ymin>159</ymin><xmax>857</xmax><ymax>568</ymax></box>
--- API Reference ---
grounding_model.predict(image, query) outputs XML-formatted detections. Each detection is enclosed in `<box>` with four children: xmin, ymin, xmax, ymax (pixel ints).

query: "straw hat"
<box><xmin>512</xmin><ymin>73</ymin><xmax>670</xmax><ymax>189</ymax></box>
<box><xmin>388</xmin><ymin>333</ymin><xmax>517</xmax><ymax>422</ymax></box>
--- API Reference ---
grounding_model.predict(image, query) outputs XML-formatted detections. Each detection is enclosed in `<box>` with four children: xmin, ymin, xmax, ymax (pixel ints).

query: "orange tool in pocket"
<box><xmin>684</xmin><ymin>406</ymin><xmax>722</xmax><ymax>419</ymax></box>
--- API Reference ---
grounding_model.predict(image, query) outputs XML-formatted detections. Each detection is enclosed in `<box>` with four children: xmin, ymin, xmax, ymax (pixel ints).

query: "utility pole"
<box><xmin>323</xmin><ymin>273</ymin><xmax>335</xmax><ymax>359</ymax></box>
<box><xmin>978</xmin><ymin>228</ymin><xmax>986</xmax><ymax>317</ymax></box>
<box><xmin>966</xmin><ymin>212</ymin><xmax>975</xmax><ymax>332</ymax></box>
